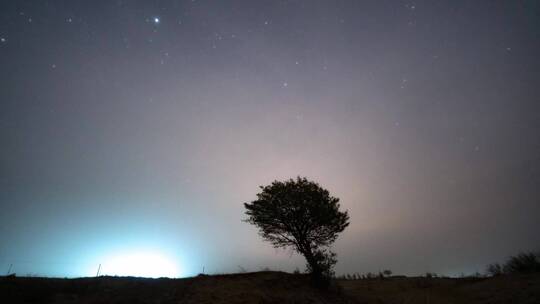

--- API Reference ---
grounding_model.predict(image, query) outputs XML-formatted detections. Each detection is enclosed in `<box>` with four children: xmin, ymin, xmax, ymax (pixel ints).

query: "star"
<box><xmin>154</xmin><ymin>17</ymin><xmax>160</xmax><ymax>24</ymax></box>
<box><xmin>406</xmin><ymin>3</ymin><xmax>416</xmax><ymax>10</ymax></box>
<box><xmin>0</xmin><ymin>37</ymin><xmax>6</xmax><ymax>43</ymax></box>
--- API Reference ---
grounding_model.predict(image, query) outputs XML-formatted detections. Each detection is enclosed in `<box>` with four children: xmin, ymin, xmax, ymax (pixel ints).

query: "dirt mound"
<box><xmin>0</xmin><ymin>272</ymin><xmax>353</xmax><ymax>304</ymax></box>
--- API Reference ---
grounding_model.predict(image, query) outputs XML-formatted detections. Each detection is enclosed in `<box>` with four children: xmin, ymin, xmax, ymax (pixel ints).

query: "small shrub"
<box><xmin>237</xmin><ymin>266</ymin><xmax>247</xmax><ymax>273</ymax></box>
<box><xmin>470</xmin><ymin>272</ymin><xmax>483</xmax><ymax>278</ymax></box>
<box><xmin>486</xmin><ymin>263</ymin><xmax>503</xmax><ymax>276</ymax></box>
<box><xmin>485</xmin><ymin>251</ymin><xmax>540</xmax><ymax>276</ymax></box>
<box><xmin>425</xmin><ymin>272</ymin><xmax>437</xmax><ymax>279</ymax></box>
<box><xmin>502</xmin><ymin>252</ymin><xmax>540</xmax><ymax>274</ymax></box>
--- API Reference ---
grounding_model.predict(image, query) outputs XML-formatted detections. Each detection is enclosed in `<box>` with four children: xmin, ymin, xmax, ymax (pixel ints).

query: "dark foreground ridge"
<box><xmin>1</xmin><ymin>271</ymin><xmax>539</xmax><ymax>304</ymax></box>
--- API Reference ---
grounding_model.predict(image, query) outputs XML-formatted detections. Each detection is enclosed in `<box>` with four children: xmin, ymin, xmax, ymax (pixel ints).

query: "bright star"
<box><xmin>154</xmin><ymin>17</ymin><xmax>160</xmax><ymax>24</ymax></box>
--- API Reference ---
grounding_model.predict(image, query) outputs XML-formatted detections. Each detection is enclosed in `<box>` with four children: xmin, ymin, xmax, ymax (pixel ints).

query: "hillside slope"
<box><xmin>1</xmin><ymin>271</ymin><xmax>352</xmax><ymax>304</ymax></box>
<box><xmin>1</xmin><ymin>271</ymin><xmax>539</xmax><ymax>303</ymax></box>
<box><xmin>340</xmin><ymin>273</ymin><xmax>540</xmax><ymax>304</ymax></box>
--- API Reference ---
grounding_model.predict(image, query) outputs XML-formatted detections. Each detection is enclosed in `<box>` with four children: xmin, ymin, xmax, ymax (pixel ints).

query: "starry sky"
<box><xmin>1</xmin><ymin>0</ymin><xmax>539</xmax><ymax>278</ymax></box>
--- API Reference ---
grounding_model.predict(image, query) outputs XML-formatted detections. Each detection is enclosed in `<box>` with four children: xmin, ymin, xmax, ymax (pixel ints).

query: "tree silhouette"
<box><xmin>502</xmin><ymin>252</ymin><xmax>540</xmax><ymax>274</ymax></box>
<box><xmin>244</xmin><ymin>177</ymin><xmax>349</xmax><ymax>286</ymax></box>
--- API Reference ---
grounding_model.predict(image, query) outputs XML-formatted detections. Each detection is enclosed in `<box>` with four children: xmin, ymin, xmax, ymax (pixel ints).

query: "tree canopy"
<box><xmin>244</xmin><ymin>177</ymin><xmax>349</xmax><ymax>285</ymax></box>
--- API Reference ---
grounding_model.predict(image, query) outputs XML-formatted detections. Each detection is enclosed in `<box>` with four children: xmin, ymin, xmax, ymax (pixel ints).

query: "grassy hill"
<box><xmin>1</xmin><ymin>271</ymin><xmax>539</xmax><ymax>303</ymax></box>
<box><xmin>341</xmin><ymin>273</ymin><xmax>540</xmax><ymax>304</ymax></box>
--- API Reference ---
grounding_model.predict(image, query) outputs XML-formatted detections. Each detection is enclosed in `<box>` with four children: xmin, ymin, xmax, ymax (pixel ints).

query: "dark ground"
<box><xmin>1</xmin><ymin>271</ymin><xmax>539</xmax><ymax>303</ymax></box>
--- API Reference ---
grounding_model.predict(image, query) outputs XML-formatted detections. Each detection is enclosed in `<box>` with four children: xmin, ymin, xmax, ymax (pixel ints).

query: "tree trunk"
<box><xmin>303</xmin><ymin>248</ymin><xmax>322</xmax><ymax>282</ymax></box>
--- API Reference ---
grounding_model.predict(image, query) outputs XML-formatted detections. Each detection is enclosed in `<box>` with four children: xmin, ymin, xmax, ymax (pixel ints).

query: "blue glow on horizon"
<box><xmin>97</xmin><ymin>251</ymin><xmax>180</xmax><ymax>278</ymax></box>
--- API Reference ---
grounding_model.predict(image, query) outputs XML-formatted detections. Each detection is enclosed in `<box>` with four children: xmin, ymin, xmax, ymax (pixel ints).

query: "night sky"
<box><xmin>1</xmin><ymin>0</ymin><xmax>539</xmax><ymax>278</ymax></box>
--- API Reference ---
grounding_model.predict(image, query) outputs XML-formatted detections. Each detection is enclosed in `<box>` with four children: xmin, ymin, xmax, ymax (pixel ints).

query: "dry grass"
<box><xmin>1</xmin><ymin>271</ymin><xmax>539</xmax><ymax>303</ymax></box>
<box><xmin>339</xmin><ymin>274</ymin><xmax>540</xmax><ymax>304</ymax></box>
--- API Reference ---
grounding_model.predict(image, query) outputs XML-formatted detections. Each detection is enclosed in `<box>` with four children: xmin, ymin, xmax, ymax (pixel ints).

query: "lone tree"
<box><xmin>244</xmin><ymin>177</ymin><xmax>349</xmax><ymax>286</ymax></box>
